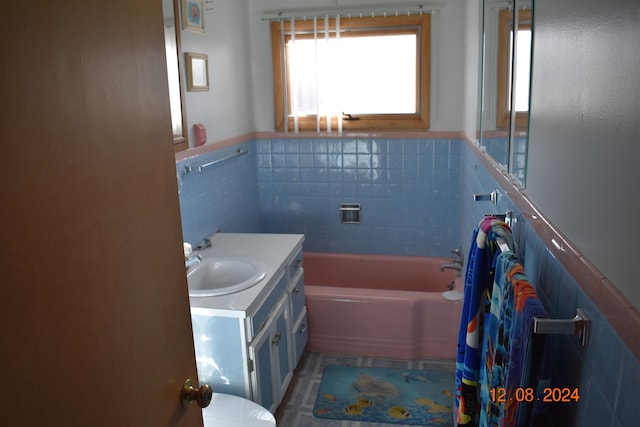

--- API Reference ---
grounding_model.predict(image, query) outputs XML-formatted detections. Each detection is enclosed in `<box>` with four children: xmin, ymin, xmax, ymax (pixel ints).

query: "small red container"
<box><xmin>194</xmin><ymin>123</ymin><xmax>206</xmax><ymax>146</ymax></box>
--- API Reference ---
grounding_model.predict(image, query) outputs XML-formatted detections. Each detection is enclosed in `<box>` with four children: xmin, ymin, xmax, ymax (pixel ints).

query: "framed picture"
<box><xmin>182</xmin><ymin>0</ymin><xmax>204</xmax><ymax>33</ymax></box>
<box><xmin>185</xmin><ymin>52</ymin><xmax>209</xmax><ymax>91</ymax></box>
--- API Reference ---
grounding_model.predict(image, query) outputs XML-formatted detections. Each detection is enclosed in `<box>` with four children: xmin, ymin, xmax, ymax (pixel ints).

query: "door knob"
<box><xmin>181</xmin><ymin>378</ymin><xmax>212</xmax><ymax>409</ymax></box>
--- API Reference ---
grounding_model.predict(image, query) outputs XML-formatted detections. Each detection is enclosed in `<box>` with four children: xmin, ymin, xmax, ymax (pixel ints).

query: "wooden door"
<box><xmin>0</xmin><ymin>1</ymin><xmax>204</xmax><ymax>426</ymax></box>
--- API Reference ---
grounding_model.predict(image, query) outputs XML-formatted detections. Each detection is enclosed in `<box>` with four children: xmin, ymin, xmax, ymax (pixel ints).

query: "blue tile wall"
<box><xmin>256</xmin><ymin>138</ymin><xmax>461</xmax><ymax>256</ymax></box>
<box><xmin>459</xmin><ymin>141</ymin><xmax>640</xmax><ymax>427</ymax></box>
<box><xmin>176</xmin><ymin>141</ymin><xmax>260</xmax><ymax>244</ymax></box>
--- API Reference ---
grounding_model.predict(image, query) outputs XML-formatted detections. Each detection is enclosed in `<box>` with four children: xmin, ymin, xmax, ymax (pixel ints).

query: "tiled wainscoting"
<box><xmin>256</xmin><ymin>136</ymin><xmax>461</xmax><ymax>256</ymax></box>
<box><xmin>176</xmin><ymin>141</ymin><xmax>260</xmax><ymax>243</ymax></box>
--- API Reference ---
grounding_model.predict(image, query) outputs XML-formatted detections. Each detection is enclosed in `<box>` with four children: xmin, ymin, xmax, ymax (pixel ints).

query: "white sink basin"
<box><xmin>187</xmin><ymin>257</ymin><xmax>266</xmax><ymax>297</ymax></box>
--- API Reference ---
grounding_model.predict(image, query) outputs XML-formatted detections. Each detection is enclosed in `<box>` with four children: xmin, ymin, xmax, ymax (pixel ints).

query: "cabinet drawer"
<box><xmin>250</xmin><ymin>271</ymin><xmax>287</xmax><ymax>338</ymax></box>
<box><xmin>288</xmin><ymin>270</ymin><xmax>305</xmax><ymax>322</ymax></box>
<box><xmin>292</xmin><ymin>308</ymin><xmax>308</xmax><ymax>366</ymax></box>
<box><xmin>287</xmin><ymin>247</ymin><xmax>303</xmax><ymax>281</ymax></box>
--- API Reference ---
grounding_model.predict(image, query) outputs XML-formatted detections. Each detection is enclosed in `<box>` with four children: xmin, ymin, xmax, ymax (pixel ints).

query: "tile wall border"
<box><xmin>175</xmin><ymin>131</ymin><xmax>464</xmax><ymax>164</ymax></box>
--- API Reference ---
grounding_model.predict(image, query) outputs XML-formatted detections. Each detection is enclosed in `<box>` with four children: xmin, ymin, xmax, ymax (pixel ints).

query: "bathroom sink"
<box><xmin>187</xmin><ymin>257</ymin><xmax>266</xmax><ymax>297</ymax></box>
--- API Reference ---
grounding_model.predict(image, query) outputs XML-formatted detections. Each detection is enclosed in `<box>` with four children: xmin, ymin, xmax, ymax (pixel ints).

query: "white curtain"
<box><xmin>284</xmin><ymin>15</ymin><xmax>342</xmax><ymax>134</ymax></box>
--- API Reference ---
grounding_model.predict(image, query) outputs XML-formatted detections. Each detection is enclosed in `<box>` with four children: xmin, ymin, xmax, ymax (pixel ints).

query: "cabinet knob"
<box><xmin>180</xmin><ymin>378</ymin><xmax>212</xmax><ymax>409</ymax></box>
<box><xmin>271</xmin><ymin>332</ymin><xmax>282</xmax><ymax>346</ymax></box>
<box><xmin>293</xmin><ymin>287</ymin><xmax>301</xmax><ymax>294</ymax></box>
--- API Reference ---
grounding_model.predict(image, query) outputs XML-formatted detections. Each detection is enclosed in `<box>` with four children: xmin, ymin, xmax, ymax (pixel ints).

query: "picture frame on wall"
<box><xmin>185</xmin><ymin>52</ymin><xmax>209</xmax><ymax>91</ymax></box>
<box><xmin>182</xmin><ymin>0</ymin><xmax>204</xmax><ymax>33</ymax></box>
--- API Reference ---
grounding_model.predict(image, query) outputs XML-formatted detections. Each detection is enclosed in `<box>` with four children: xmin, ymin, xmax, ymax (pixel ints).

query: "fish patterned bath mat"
<box><xmin>313</xmin><ymin>365</ymin><xmax>454</xmax><ymax>425</ymax></box>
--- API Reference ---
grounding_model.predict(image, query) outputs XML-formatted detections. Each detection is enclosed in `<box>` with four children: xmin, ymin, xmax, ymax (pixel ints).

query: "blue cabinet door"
<box><xmin>249</xmin><ymin>315</ymin><xmax>275</xmax><ymax>412</ymax></box>
<box><xmin>272</xmin><ymin>294</ymin><xmax>293</xmax><ymax>400</ymax></box>
<box><xmin>249</xmin><ymin>294</ymin><xmax>293</xmax><ymax>413</ymax></box>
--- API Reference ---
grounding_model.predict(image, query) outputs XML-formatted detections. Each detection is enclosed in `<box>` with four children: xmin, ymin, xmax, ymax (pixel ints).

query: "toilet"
<box><xmin>201</xmin><ymin>393</ymin><xmax>276</xmax><ymax>427</ymax></box>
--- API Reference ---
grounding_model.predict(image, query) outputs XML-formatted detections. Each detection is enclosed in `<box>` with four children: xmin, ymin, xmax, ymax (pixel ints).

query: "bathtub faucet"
<box><xmin>440</xmin><ymin>261</ymin><xmax>462</xmax><ymax>272</ymax></box>
<box><xmin>440</xmin><ymin>247</ymin><xmax>464</xmax><ymax>272</ymax></box>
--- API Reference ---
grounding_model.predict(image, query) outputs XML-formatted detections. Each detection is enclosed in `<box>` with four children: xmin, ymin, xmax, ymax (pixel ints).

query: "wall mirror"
<box><xmin>478</xmin><ymin>0</ymin><xmax>533</xmax><ymax>187</ymax></box>
<box><xmin>163</xmin><ymin>0</ymin><xmax>189</xmax><ymax>151</ymax></box>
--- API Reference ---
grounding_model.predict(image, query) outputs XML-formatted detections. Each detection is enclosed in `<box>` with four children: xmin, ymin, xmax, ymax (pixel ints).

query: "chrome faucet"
<box><xmin>185</xmin><ymin>237</ymin><xmax>212</xmax><ymax>270</ymax></box>
<box><xmin>194</xmin><ymin>237</ymin><xmax>212</xmax><ymax>250</ymax></box>
<box><xmin>440</xmin><ymin>248</ymin><xmax>464</xmax><ymax>272</ymax></box>
<box><xmin>185</xmin><ymin>254</ymin><xmax>202</xmax><ymax>270</ymax></box>
<box><xmin>440</xmin><ymin>261</ymin><xmax>462</xmax><ymax>272</ymax></box>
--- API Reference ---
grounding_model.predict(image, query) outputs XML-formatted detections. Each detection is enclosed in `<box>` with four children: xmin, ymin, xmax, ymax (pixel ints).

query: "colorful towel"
<box><xmin>479</xmin><ymin>251</ymin><xmax>549</xmax><ymax>427</ymax></box>
<box><xmin>455</xmin><ymin>217</ymin><xmax>513</xmax><ymax>426</ymax></box>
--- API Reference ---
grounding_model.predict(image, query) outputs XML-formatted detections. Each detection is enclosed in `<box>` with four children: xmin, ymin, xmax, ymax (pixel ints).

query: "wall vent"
<box><xmin>339</xmin><ymin>203</ymin><xmax>360</xmax><ymax>224</ymax></box>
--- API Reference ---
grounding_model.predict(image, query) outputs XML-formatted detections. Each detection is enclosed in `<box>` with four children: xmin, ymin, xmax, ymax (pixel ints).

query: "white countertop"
<box><xmin>188</xmin><ymin>233</ymin><xmax>304</xmax><ymax>316</ymax></box>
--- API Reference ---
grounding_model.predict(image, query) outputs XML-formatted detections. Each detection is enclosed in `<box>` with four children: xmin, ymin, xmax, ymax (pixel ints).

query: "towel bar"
<box><xmin>183</xmin><ymin>149</ymin><xmax>249</xmax><ymax>175</ymax></box>
<box><xmin>495</xmin><ymin>236</ymin><xmax>511</xmax><ymax>253</ymax></box>
<box><xmin>487</xmin><ymin>218</ymin><xmax>591</xmax><ymax>348</ymax></box>
<box><xmin>533</xmin><ymin>308</ymin><xmax>590</xmax><ymax>347</ymax></box>
<box><xmin>473</xmin><ymin>189</ymin><xmax>500</xmax><ymax>204</ymax></box>
<box><xmin>484</xmin><ymin>209</ymin><xmax>513</xmax><ymax>227</ymax></box>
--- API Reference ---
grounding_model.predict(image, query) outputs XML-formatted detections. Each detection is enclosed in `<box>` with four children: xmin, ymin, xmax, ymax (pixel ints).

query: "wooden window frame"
<box><xmin>271</xmin><ymin>14</ymin><xmax>431</xmax><ymax>131</ymax></box>
<box><xmin>497</xmin><ymin>9</ymin><xmax>531</xmax><ymax>129</ymax></box>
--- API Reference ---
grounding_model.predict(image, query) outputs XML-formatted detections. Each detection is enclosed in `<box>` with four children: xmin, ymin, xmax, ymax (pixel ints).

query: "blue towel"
<box><xmin>479</xmin><ymin>251</ymin><xmax>549</xmax><ymax>427</ymax></box>
<box><xmin>455</xmin><ymin>217</ymin><xmax>513</xmax><ymax>426</ymax></box>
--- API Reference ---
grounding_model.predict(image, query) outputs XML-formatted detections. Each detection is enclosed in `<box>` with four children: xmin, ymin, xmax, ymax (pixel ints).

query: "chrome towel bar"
<box><xmin>534</xmin><ymin>308</ymin><xmax>591</xmax><ymax>347</ymax></box>
<box><xmin>489</xmin><ymin>213</ymin><xmax>591</xmax><ymax>347</ymax></box>
<box><xmin>183</xmin><ymin>149</ymin><xmax>249</xmax><ymax>175</ymax></box>
<box><xmin>473</xmin><ymin>189</ymin><xmax>500</xmax><ymax>205</ymax></box>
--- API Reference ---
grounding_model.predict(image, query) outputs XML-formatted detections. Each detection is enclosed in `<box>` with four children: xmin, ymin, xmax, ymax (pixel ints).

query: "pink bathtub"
<box><xmin>304</xmin><ymin>252</ymin><xmax>463</xmax><ymax>360</ymax></box>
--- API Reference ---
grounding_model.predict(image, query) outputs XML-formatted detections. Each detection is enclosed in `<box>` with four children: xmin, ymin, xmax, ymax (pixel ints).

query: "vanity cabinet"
<box><xmin>189</xmin><ymin>233</ymin><xmax>307</xmax><ymax>414</ymax></box>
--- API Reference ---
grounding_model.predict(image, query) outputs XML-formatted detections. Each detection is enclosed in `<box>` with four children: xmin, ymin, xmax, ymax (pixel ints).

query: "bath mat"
<box><xmin>313</xmin><ymin>365</ymin><xmax>454</xmax><ymax>425</ymax></box>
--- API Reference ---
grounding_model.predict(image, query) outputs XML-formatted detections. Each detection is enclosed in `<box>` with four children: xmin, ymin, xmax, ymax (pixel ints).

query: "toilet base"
<box><xmin>201</xmin><ymin>393</ymin><xmax>276</xmax><ymax>427</ymax></box>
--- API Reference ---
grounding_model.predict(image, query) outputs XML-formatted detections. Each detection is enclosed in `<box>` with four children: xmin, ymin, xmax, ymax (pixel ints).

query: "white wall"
<box><xmin>247</xmin><ymin>0</ymin><xmax>467</xmax><ymax>131</ymax></box>
<box><xmin>462</xmin><ymin>0</ymin><xmax>480</xmax><ymax>140</ymax></box>
<box><xmin>526</xmin><ymin>0</ymin><xmax>640</xmax><ymax>308</ymax></box>
<box><xmin>180</xmin><ymin>0</ymin><xmax>254</xmax><ymax>145</ymax></box>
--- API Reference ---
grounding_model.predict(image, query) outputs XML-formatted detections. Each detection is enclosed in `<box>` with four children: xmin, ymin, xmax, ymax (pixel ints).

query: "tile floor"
<box><xmin>274</xmin><ymin>352</ymin><xmax>456</xmax><ymax>427</ymax></box>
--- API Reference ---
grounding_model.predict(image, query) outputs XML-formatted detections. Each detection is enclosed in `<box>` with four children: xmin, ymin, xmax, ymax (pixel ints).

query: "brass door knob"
<box><xmin>180</xmin><ymin>378</ymin><xmax>212</xmax><ymax>409</ymax></box>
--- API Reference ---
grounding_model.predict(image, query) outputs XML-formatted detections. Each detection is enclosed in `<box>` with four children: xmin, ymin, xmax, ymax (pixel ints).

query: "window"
<box><xmin>497</xmin><ymin>9</ymin><xmax>531</xmax><ymax>129</ymax></box>
<box><xmin>271</xmin><ymin>14</ymin><xmax>431</xmax><ymax>132</ymax></box>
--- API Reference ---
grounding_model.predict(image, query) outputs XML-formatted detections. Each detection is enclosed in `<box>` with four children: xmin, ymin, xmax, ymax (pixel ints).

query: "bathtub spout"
<box><xmin>440</xmin><ymin>261</ymin><xmax>462</xmax><ymax>272</ymax></box>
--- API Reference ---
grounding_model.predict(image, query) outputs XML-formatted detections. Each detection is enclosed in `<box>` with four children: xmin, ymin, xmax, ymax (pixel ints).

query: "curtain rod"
<box><xmin>261</xmin><ymin>2</ymin><xmax>443</xmax><ymax>21</ymax></box>
<box><xmin>487</xmin><ymin>0</ymin><xmax>532</xmax><ymax>11</ymax></box>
